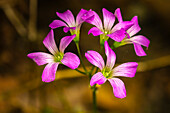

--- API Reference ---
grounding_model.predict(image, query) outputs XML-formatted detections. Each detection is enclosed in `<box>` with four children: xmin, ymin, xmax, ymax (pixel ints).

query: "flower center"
<box><xmin>54</xmin><ymin>52</ymin><xmax>64</xmax><ymax>62</ymax></box>
<box><xmin>101</xmin><ymin>67</ymin><xmax>112</xmax><ymax>79</ymax></box>
<box><xmin>104</xmin><ymin>30</ymin><xmax>108</xmax><ymax>35</ymax></box>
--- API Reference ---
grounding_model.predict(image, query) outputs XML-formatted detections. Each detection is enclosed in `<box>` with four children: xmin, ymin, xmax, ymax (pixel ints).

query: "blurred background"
<box><xmin>0</xmin><ymin>0</ymin><xmax>170</xmax><ymax>113</ymax></box>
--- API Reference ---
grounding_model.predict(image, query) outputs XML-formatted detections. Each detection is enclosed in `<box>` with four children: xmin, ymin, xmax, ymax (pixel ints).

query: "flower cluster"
<box><xmin>28</xmin><ymin>8</ymin><xmax>150</xmax><ymax>98</ymax></box>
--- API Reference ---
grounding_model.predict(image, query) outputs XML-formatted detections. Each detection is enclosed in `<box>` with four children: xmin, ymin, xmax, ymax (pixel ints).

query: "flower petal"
<box><xmin>111</xmin><ymin>21</ymin><xmax>134</xmax><ymax>32</ymax></box>
<box><xmin>61</xmin><ymin>52</ymin><xmax>80</xmax><ymax>69</ymax></box>
<box><xmin>43</xmin><ymin>29</ymin><xmax>58</xmax><ymax>55</ymax></box>
<box><xmin>42</xmin><ymin>62</ymin><xmax>59</xmax><ymax>82</ymax></box>
<box><xmin>56</xmin><ymin>10</ymin><xmax>75</xmax><ymax>26</ymax></box>
<box><xmin>130</xmin><ymin>35</ymin><xmax>150</xmax><ymax>48</ymax></box>
<box><xmin>133</xmin><ymin>43</ymin><xmax>147</xmax><ymax>56</ymax></box>
<box><xmin>107</xmin><ymin>28</ymin><xmax>126</xmax><ymax>42</ymax></box>
<box><xmin>81</xmin><ymin>9</ymin><xmax>95</xmax><ymax>22</ymax></box>
<box><xmin>108</xmin><ymin>78</ymin><xmax>126</xmax><ymax>98</ymax></box>
<box><xmin>102</xmin><ymin>8</ymin><xmax>115</xmax><ymax>31</ymax></box>
<box><xmin>85</xmin><ymin>50</ymin><xmax>105</xmax><ymax>70</ymax></box>
<box><xmin>114</xmin><ymin>8</ymin><xmax>123</xmax><ymax>22</ymax></box>
<box><xmin>27</xmin><ymin>52</ymin><xmax>54</xmax><ymax>66</ymax></box>
<box><xmin>63</xmin><ymin>26</ymin><xmax>76</xmax><ymax>33</ymax></box>
<box><xmin>127</xmin><ymin>16</ymin><xmax>141</xmax><ymax>37</ymax></box>
<box><xmin>82</xmin><ymin>10</ymin><xmax>103</xmax><ymax>30</ymax></box>
<box><xmin>90</xmin><ymin>72</ymin><xmax>107</xmax><ymax>86</ymax></box>
<box><xmin>49</xmin><ymin>20</ymin><xmax>67</xmax><ymax>29</ymax></box>
<box><xmin>88</xmin><ymin>27</ymin><xmax>103</xmax><ymax>36</ymax></box>
<box><xmin>76</xmin><ymin>9</ymin><xmax>88</xmax><ymax>25</ymax></box>
<box><xmin>104</xmin><ymin>41</ymin><xmax>116</xmax><ymax>69</ymax></box>
<box><xmin>113</xmin><ymin>62</ymin><xmax>138</xmax><ymax>78</ymax></box>
<box><xmin>59</xmin><ymin>35</ymin><xmax>76</xmax><ymax>53</ymax></box>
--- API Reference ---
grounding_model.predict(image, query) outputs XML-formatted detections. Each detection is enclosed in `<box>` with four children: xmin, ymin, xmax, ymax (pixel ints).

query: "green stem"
<box><xmin>92</xmin><ymin>85</ymin><xmax>97</xmax><ymax>113</ymax></box>
<box><xmin>100</xmin><ymin>45</ymin><xmax>104</xmax><ymax>53</ymax></box>
<box><xmin>90</xmin><ymin>67</ymin><xmax>98</xmax><ymax>113</ymax></box>
<box><xmin>95</xmin><ymin>67</ymin><xmax>99</xmax><ymax>73</ymax></box>
<box><xmin>74</xmin><ymin>68</ymin><xmax>86</xmax><ymax>75</ymax></box>
<box><xmin>89</xmin><ymin>66</ymin><xmax>95</xmax><ymax>75</ymax></box>
<box><xmin>75</xmin><ymin>42</ymin><xmax>87</xmax><ymax>73</ymax></box>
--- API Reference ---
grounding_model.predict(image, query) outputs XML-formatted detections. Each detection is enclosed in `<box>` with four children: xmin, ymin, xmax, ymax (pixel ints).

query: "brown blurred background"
<box><xmin>0</xmin><ymin>0</ymin><xmax>170</xmax><ymax>113</ymax></box>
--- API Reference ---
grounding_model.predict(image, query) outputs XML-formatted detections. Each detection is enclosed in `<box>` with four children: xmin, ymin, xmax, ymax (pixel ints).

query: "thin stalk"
<box><xmin>90</xmin><ymin>67</ymin><xmax>98</xmax><ymax>113</ymax></box>
<box><xmin>92</xmin><ymin>85</ymin><xmax>97</xmax><ymax>113</ymax></box>
<box><xmin>75</xmin><ymin>42</ymin><xmax>87</xmax><ymax>73</ymax></box>
<box><xmin>95</xmin><ymin>67</ymin><xmax>99</xmax><ymax>74</ymax></box>
<box><xmin>74</xmin><ymin>69</ymin><xmax>86</xmax><ymax>75</ymax></box>
<box><xmin>89</xmin><ymin>66</ymin><xmax>95</xmax><ymax>75</ymax></box>
<box><xmin>100</xmin><ymin>45</ymin><xmax>104</xmax><ymax>53</ymax></box>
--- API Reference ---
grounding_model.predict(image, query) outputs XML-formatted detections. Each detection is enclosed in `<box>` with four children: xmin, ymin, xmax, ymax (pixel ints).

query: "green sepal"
<box><xmin>100</xmin><ymin>34</ymin><xmax>109</xmax><ymax>47</ymax></box>
<box><xmin>112</xmin><ymin>41</ymin><xmax>126</xmax><ymax>49</ymax></box>
<box><xmin>70</xmin><ymin>29</ymin><xmax>80</xmax><ymax>43</ymax></box>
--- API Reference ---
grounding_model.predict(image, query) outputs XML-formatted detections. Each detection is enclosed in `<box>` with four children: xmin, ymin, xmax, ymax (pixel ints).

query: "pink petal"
<box><xmin>108</xmin><ymin>78</ymin><xmax>126</xmax><ymax>98</ymax></box>
<box><xmin>43</xmin><ymin>29</ymin><xmax>58</xmax><ymax>55</ymax></box>
<box><xmin>76</xmin><ymin>9</ymin><xmax>88</xmax><ymax>25</ymax></box>
<box><xmin>107</xmin><ymin>28</ymin><xmax>126</xmax><ymax>42</ymax></box>
<box><xmin>42</xmin><ymin>62</ymin><xmax>59</xmax><ymax>82</ymax></box>
<box><xmin>113</xmin><ymin>62</ymin><xmax>138</xmax><ymax>78</ymax></box>
<box><xmin>82</xmin><ymin>10</ymin><xmax>103</xmax><ymax>30</ymax></box>
<box><xmin>49</xmin><ymin>20</ymin><xmax>67</xmax><ymax>29</ymax></box>
<box><xmin>88</xmin><ymin>27</ymin><xmax>103</xmax><ymax>36</ymax></box>
<box><xmin>63</xmin><ymin>26</ymin><xmax>76</xmax><ymax>33</ymax></box>
<box><xmin>102</xmin><ymin>8</ymin><xmax>115</xmax><ymax>31</ymax></box>
<box><xmin>104</xmin><ymin>41</ymin><xmax>116</xmax><ymax>69</ymax></box>
<box><xmin>111</xmin><ymin>21</ymin><xmax>134</xmax><ymax>33</ymax></box>
<box><xmin>127</xmin><ymin>16</ymin><xmax>141</xmax><ymax>37</ymax></box>
<box><xmin>85</xmin><ymin>50</ymin><xmax>105</xmax><ymax>70</ymax></box>
<box><xmin>81</xmin><ymin>9</ymin><xmax>95</xmax><ymax>23</ymax></box>
<box><xmin>114</xmin><ymin>8</ymin><xmax>123</xmax><ymax>22</ymax></box>
<box><xmin>27</xmin><ymin>52</ymin><xmax>54</xmax><ymax>66</ymax></box>
<box><xmin>59</xmin><ymin>35</ymin><xmax>76</xmax><ymax>53</ymax></box>
<box><xmin>61</xmin><ymin>52</ymin><xmax>80</xmax><ymax>69</ymax></box>
<box><xmin>90</xmin><ymin>72</ymin><xmax>107</xmax><ymax>86</ymax></box>
<box><xmin>133</xmin><ymin>43</ymin><xmax>147</xmax><ymax>56</ymax></box>
<box><xmin>130</xmin><ymin>35</ymin><xmax>150</xmax><ymax>48</ymax></box>
<box><xmin>56</xmin><ymin>10</ymin><xmax>75</xmax><ymax>27</ymax></box>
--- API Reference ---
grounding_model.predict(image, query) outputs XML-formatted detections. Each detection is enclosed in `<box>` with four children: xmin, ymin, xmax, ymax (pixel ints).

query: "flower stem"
<box><xmin>74</xmin><ymin>68</ymin><xmax>86</xmax><ymax>75</ymax></box>
<box><xmin>100</xmin><ymin>45</ymin><xmax>104</xmax><ymax>53</ymax></box>
<box><xmin>92</xmin><ymin>85</ymin><xmax>97</xmax><ymax>113</ymax></box>
<box><xmin>89</xmin><ymin>66</ymin><xmax>95</xmax><ymax>76</ymax></box>
<box><xmin>75</xmin><ymin>42</ymin><xmax>87</xmax><ymax>73</ymax></box>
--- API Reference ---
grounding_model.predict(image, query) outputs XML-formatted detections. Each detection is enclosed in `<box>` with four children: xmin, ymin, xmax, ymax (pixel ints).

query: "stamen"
<box><xmin>54</xmin><ymin>52</ymin><xmax>64</xmax><ymax>62</ymax></box>
<box><xmin>104</xmin><ymin>31</ymin><xmax>108</xmax><ymax>34</ymax></box>
<box><xmin>102</xmin><ymin>67</ymin><xmax>112</xmax><ymax>79</ymax></box>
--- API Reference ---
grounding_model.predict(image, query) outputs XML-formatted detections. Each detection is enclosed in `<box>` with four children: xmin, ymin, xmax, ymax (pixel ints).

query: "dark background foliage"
<box><xmin>0</xmin><ymin>0</ymin><xmax>170</xmax><ymax>113</ymax></box>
